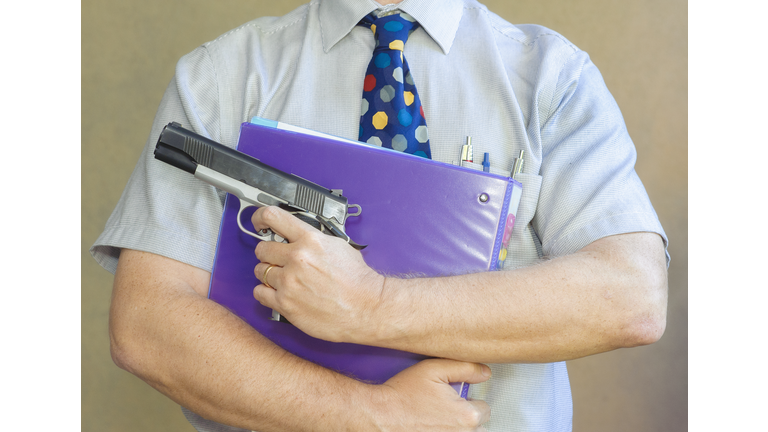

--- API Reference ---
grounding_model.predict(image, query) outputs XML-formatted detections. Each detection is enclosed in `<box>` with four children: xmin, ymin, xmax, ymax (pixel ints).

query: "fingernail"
<box><xmin>482</xmin><ymin>365</ymin><xmax>491</xmax><ymax>377</ymax></box>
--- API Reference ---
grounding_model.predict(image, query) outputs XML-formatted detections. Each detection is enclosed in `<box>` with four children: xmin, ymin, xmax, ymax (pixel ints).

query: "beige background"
<box><xmin>82</xmin><ymin>0</ymin><xmax>687</xmax><ymax>430</ymax></box>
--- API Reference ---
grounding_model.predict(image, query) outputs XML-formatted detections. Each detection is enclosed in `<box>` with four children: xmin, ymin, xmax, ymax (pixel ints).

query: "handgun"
<box><xmin>154</xmin><ymin>122</ymin><xmax>366</xmax><ymax>251</ymax></box>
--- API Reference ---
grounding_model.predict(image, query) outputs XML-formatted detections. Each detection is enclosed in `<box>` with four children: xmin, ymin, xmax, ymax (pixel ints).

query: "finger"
<box><xmin>468</xmin><ymin>400</ymin><xmax>491</xmax><ymax>425</ymax></box>
<box><xmin>253</xmin><ymin>283</ymin><xmax>278</xmax><ymax>308</ymax></box>
<box><xmin>251</xmin><ymin>206</ymin><xmax>314</xmax><ymax>243</ymax></box>
<box><xmin>254</xmin><ymin>262</ymin><xmax>283</xmax><ymax>288</ymax></box>
<box><xmin>423</xmin><ymin>359</ymin><xmax>492</xmax><ymax>385</ymax></box>
<box><xmin>254</xmin><ymin>238</ymin><xmax>292</xmax><ymax>267</ymax></box>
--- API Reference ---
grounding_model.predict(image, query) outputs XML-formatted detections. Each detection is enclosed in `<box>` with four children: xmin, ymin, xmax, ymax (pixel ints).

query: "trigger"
<box><xmin>236</xmin><ymin>201</ymin><xmax>270</xmax><ymax>241</ymax></box>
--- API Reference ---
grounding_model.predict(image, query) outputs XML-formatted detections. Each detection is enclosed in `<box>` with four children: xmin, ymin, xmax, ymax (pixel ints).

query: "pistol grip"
<box><xmin>235</xmin><ymin>200</ymin><xmax>290</xmax><ymax>324</ymax></box>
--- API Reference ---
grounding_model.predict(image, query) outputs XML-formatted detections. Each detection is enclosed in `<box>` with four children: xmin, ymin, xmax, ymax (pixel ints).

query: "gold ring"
<box><xmin>262</xmin><ymin>264</ymin><xmax>277</xmax><ymax>289</ymax></box>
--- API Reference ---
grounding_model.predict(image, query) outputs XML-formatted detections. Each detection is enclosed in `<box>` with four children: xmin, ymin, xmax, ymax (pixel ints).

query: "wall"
<box><xmin>82</xmin><ymin>0</ymin><xmax>687</xmax><ymax>430</ymax></box>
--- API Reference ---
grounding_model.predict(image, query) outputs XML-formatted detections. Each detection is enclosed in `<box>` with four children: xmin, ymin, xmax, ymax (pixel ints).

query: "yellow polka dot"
<box><xmin>499</xmin><ymin>249</ymin><xmax>507</xmax><ymax>262</ymax></box>
<box><xmin>372</xmin><ymin>112</ymin><xmax>388</xmax><ymax>130</ymax></box>
<box><xmin>403</xmin><ymin>91</ymin><xmax>414</xmax><ymax>106</ymax></box>
<box><xmin>371</xmin><ymin>24</ymin><xmax>376</xmax><ymax>35</ymax></box>
<box><xmin>400</xmin><ymin>52</ymin><xmax>404</xmax><ymax>62</ymax></box>
<box><xmin>389</xmin><ymin>40</ymin><xmax>404</xmax><ymax>51</ymax></box>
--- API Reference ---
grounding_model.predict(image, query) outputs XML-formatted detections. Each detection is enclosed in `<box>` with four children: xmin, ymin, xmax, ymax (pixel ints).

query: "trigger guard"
<box><xmin>236</xmin><ymin>202</ymin><xmax>287</xmax><ymax>243</ymax></box>
<box><xmin>236</xmin><ymin>203</ymin><xmax>270</xmax><ymax>241</ymax></box>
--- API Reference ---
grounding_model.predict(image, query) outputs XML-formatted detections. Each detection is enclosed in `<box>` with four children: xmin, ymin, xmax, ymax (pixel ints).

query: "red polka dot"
<box><xmin>364</xmin><ymin>75</ymin><xmax>376</xmax><ymax>92</ymax></box>
<box><xmin>420</xmin><ymin>105</ymin><xmax>425</xmax><ymax>118</ymax></box>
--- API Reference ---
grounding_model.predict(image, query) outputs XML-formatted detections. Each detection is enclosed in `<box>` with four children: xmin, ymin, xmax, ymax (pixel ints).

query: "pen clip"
<box><xmin>460</xmin><ymin>136</ymin><xmax>473</xmax><ymax>167</ymax></box>
<box><xmin>511</xmin><ymin>150</ymin><xmax>524</xmax><ymax>179</ymax></box>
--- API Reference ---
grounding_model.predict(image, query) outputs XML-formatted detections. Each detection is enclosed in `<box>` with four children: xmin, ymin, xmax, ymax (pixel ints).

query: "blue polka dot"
<box><xmin>413</xmin><ymin>151</ymin><xmax>428</xmax><ymax>158</ymax></box>
<box><xmin>397</xmin><ymin>109</ymin><xmax>412</xmax><ymax>127</ymax></box>
<box><xmin>375</xmin><ymin>53</ymin><xmax>391</xmax><ymax>68</ymax></box>
<box><xmin>384</xmin><ymin>21</ymin><xmax>404</xmax><ymax>32</ymax></box>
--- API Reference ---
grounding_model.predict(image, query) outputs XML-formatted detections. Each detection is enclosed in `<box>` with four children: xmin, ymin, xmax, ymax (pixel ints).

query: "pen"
<box><xmin>460</xmin><ymin>136</ymin><xmax>473</xmax><ymax>167</ymax></box>
<box><xmin>498</xmin><ymin>149</ymin><xmax>525</xmax><ymax>270</ymax></box>
<box><xmin>511</xmin><ymin>150</ymin><xmax>524</xmax><ymax>179</ymax></box>
<box><xmin>482</xmin><ymin>152</ymin><xmax>490</xmax><ymax>173</ymax></box>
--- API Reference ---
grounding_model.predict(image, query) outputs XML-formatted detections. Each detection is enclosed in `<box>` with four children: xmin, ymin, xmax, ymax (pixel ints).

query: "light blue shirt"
<box><xmin>91</xmin><ymin>0</ymin><xmax>667</xmax><ymax>430</ymax></box>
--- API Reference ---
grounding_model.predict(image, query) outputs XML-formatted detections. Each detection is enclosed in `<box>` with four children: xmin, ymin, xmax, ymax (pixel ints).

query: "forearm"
<box><xmin>249</xmin><ymin>208</ymin><xmax>668</xmax><ymax>365</ymax></box>
<box><xmin>110</xmin><ymin>250</ymin><xmax>374</xmax><ymax>432</ymax></box>
<box><xmin>363</xmin><ymin>232</ymin><xmax>668</xmax><ymax>363</ymax></box>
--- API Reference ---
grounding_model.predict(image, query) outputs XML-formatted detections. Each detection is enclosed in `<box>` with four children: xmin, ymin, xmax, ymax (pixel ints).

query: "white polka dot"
<box><xmin>367</xmin><ymin>136</ymin><xmax>383</xmax><ymax>147</ymax></box>
<box><xmin>392</xmin><ymin>67</ymin><xmax>403</xmax><ymax>83</ymax></box>
<box><xmin>380</xmin><ymin>85</ymin><xmax>396</xmax><ymax>103</ymax></box>
<box><xmin>415</xmin><ymin>126</ymin><xmax>429</xmax><ymax>143</ymax></box>
<box><xmin>392</xmin><ymin>134</ymin><xmax>408</xmax><ymax>151</ymax></box>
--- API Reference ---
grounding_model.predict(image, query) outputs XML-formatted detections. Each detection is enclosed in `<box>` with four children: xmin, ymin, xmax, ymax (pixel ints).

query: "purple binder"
<box><xmin>208</xmin><ymin>121</ymin><xmax>522</xmax><ymax>397</ymax></box>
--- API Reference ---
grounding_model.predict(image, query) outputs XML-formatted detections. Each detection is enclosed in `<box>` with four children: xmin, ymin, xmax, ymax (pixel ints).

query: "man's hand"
<box><xmin>370</xmin><ymin>359</ymin><xmax>492</xmax><ymax>431</ymax></box>
<box><xmin>252</xmin><ymin>206</ymin><xmax>385</xmax><ymax>343</ymax></box>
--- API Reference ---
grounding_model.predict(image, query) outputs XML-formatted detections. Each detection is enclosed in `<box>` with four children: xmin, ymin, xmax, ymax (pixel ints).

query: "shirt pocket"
<box><xmin>505</xmin><ymin>172</ymin><xmax>545</xmax><ymax>266</ymax></box>
<box><xmin>514</xmin><ymin>173</ymin><xmax>542</xmax><ymax>227</ymax></box>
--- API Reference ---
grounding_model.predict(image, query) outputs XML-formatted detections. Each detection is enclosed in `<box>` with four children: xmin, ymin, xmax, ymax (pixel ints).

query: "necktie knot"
<box><xmin>360</xmin><ymin>12</ymin><xmax>420</xmax><ymax>51</ymax></box>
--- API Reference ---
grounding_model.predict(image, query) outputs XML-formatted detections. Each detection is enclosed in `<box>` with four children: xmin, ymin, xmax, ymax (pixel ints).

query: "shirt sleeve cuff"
<box><xmin>547</xmin><ymin>211</ymin><xmax>670</xmax><ymax>267</ymax></box>
<box><xmin>90</xmin><ymin>224</ymin><xmax>218</xmax><ymax>275</ymax></box>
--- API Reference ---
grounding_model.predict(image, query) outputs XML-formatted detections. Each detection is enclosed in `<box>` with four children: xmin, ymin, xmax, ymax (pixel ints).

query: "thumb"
<box><xmin>419</xmin><ymin>359</ymin><xmax>492</xmax><ymax>385</ymax></box>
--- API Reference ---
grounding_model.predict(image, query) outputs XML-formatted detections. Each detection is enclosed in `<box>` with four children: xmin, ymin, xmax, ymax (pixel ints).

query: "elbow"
<box><xmin>589</xmin><ymin>232</ymin><xmax>670</xmax><ymax>349</ymax></box>
<box><xmin>109</xmin><ymin>317</ymin><xmax>174</xmax><ymax>397</ymax></box>
<box><xmin>621</xmin><ymin>310</ymin><xmax>667</xmax><ymax>347</ymax></box>
<box><xmin>109</xmin><ymin>323</ymin><xmax>135</xmax><ymax>373</ymax></box>
<box><xmin>108</xmin><ymin>314</ymin><xmax>146</xmax><ymax>376</ymax></box>
<box><xmin>616</xmin><ymin>268</ymin><xmax>669</xmax><ymax>348</ymax></box>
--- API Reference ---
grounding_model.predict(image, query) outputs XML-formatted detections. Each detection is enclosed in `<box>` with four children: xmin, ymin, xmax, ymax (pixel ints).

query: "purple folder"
<box><xmin>208</xmin><ymin>121</ymin><xmax>522</xmax><ymax>398</ymax></box>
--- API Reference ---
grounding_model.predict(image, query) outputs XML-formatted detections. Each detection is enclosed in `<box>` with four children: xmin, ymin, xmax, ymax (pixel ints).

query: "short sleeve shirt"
<box><xmin>91</xmin><ymin>0</ymin><xmax>668</xmax><ymax>430</ymax></box>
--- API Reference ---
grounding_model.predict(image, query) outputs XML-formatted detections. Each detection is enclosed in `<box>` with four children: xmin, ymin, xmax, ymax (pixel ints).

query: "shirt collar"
<box><xmin>319</xmin><ymin>0</ymin><xmax>466</xmax><ymax>55</ymax></box>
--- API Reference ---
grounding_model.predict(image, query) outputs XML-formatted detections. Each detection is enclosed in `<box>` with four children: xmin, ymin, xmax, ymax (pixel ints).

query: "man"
<box><xmin>91</xmin><ymin>0</ymin><xmax>669</xmax><ymax>430</ymax></box>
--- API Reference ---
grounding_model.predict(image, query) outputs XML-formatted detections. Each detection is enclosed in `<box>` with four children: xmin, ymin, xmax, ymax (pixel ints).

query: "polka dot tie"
<box><xmin>358</xmin><ymin>12</ymin><xmax>431</xmax><ymax>159</ymax></box>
